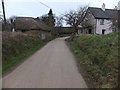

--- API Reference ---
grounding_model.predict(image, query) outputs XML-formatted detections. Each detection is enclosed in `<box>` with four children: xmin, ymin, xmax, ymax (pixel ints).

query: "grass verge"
<box><xmin>67</xmin><ymin>32</ymin><xmax>118</xmax><ymax>88</ymax></box>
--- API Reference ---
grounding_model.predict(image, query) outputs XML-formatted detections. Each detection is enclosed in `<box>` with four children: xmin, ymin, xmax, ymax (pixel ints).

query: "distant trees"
<box><xmin>9</xmin><ymin>16</ymin><xmax>16</xmax><ymax>24</ymax></box>
<box><xmin>37</xmin><ymin>9</ymin><xmax>59</xmax><ymax>37</ymax></box>
<box><xmin>38</xmin><ymin>9</ymin><xmax>63</xmax><ymax>27</ymax></box>
<box><xmin>109</xmin><ymin>9</ymin><xmax>120</xmax><ymax>32</ymax></box>
<box><xmin>38</xmin><ymin>14</ymin><xmax>48</xmax><ymax>23</ymax></box>
<box><xmin>110</xmin><ymin>18</ymin><xmax>118</xmax><ymax>32</ymax></box>
<box><xmin>63</xmin><ymin>6</ymin><xmax>88</xmax><ymax>34</ymax></box>
<box><xmin>2</xmin><ymin>16</ymin><xmax>16</xmax><ymax>31</ymax></box>
<box><xmin>38</xmin><ymin>9</ymin><xmax>55</xmax><ymax>27</ymax></box>
<box><xmin>48</xmin><ymin>9</ymin><xmax>55</xmax><ymax>27</ymax></box>
<box><xmin>55</xmin><ymin>16</ymin><xmax>63</xmax><ymax>27</ymax></box>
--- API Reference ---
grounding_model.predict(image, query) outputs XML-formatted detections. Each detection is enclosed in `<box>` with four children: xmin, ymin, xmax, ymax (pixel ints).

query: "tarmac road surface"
<box><xmin>3</xmin><ymin>37</ymin><xmax>88</xmax><ymax>88</ymax></box>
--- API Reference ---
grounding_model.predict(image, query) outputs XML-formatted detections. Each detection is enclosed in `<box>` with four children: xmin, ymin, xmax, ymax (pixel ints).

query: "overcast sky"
<box><xmin>0</xmin><ymin>0</ymin><xmax>119</xmax><ymax>18</ymax></box>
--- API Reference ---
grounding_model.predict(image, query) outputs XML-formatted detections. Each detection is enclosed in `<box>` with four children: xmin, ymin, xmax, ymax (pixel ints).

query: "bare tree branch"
<box><xmin>63</xmin><ymin>6</ymin><xmax>88</xmax><ymax>34</ymax></box>
<box><xmin>55</xmin><ymin>16</ymin><xmax>63</xmax><ymax>27</ymax></box>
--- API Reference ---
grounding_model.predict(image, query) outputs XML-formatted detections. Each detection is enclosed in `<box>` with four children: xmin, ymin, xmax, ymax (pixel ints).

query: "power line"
<box><xmin>37</xmin><ymin>1</ymin><xmax>50</xmax><ymax>8</ymax></box>
<box><xmin>36</xmin><ymin>0</ymin><xmax>64</xmax><ymax>16</ymax></box>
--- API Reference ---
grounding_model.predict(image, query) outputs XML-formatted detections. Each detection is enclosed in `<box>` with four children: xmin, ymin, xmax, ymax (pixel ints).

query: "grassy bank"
<box><xmin>2</xmin><ymin>32</ymin><xmax>51</xmax><ymax>74</ymax></box>
<box><xmin>68</xmin><ymin>32</ymin><xmax>118</xmax><ymax>88</ymax></box>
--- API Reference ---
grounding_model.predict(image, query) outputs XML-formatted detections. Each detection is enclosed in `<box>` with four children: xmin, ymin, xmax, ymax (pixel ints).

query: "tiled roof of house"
<box><xmin>88</xmin><ymin>7</ymin><xmax>118</xmax><ymax>19</ymax></box>
<box><xmin>106</xmin><ymin>9</ymin><xmax>118</xmax><ymax>19</ymax></box>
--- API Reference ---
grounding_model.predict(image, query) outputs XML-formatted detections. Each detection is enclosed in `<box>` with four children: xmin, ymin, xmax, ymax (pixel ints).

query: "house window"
<box><xmin>102</xmin><ymin>29</ymin><xmax>105</xmax><ymax>34</ymax></box>
<box><xmin>100</xmin><ymin>19</ymin><xmax>104</xmax><ymax>25</ymax></box>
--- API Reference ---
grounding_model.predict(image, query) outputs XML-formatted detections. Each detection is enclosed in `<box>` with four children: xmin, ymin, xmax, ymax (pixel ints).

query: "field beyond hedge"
<box><xmin>69</xmin><ymin>32</ymin><xmax>118</xmax><ymax>88</ymax></box>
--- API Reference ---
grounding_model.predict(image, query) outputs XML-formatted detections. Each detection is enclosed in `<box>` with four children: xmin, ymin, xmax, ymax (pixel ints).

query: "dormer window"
<box><xmin>100</xmin><ymin>19</ymin><xmax>104</xmax><ymax>25</ymax></box>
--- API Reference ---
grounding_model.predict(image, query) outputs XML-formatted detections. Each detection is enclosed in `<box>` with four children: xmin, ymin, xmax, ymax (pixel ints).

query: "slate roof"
<box><xmin>105</xmin><ymin>9</ymin><xmax>118</xmax><ymax>19</ymax></box>
<box><xmin>88</xmin><ymin>7</ymin><xmax>118</xmax><ymax>19</ymax></box>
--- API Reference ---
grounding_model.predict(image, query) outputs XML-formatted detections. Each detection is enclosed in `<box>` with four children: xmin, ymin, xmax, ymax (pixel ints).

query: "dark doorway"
<box><xmin>102</xmin><ymin>29</ymin><xmax>105</xmax><ymax>34</ymax></box>
<box><xmin>88</xmin><ymin>29</ymin><xmax>92</xmax><ymax>34</ymax></box>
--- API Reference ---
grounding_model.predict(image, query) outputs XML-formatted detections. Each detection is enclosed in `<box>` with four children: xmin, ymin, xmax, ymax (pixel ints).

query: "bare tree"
<box><xmin>109</xmin><ymin>7</ymin><xmax>120</xmax><ymax>32</ymax></box>
<box><xmin>8</xmin><ymin>16</ymin><xmax>16</xmax><ymax>24</ymax></box>
<box><xmin>38</xmin><ymin>9</ymin><xmax>56</xmax><ymax>28</ymax></box>
<box><xmin>81</xmin><ymin>16</ymin><xmax>93</xmax><ymax>28</ymax></box>
<box><xmin>7</xmin><ymin>16</ymin><xmax>16</xmax><ymax>31</ymax></box>
<box><xmin>55</xmin><ymin>16</ymin><xmax>63</xmax><ymax>27</ymax></box>
<box><xmin>110</xmin><ymin>19</ymin><xmax>118</xmax><ymax>32</ymax></box>
<box><xmin>63</xmin><ymin>6</ymin><xmax>88</xmax><ymax>34</ymax></box>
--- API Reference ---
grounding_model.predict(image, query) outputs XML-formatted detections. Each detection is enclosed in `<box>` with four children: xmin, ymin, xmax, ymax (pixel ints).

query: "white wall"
<box><xmin>82</xmin><ymin>9</ymin><xmax>114</xmax><ymax>35</ymax></box>
<box><xmin>118</xmin><ymin>1</ymin><xmax>120</xmax><ymax>10</ymax></box>
<box><xmin>83</xmin><ymin>10</ymin><xmax>96</xmax><ymax>34</ymax></box>
<box><xmin>96</xmin><ymin>19</ymin><xmax>113</xmax><ymax>34</ymax></box>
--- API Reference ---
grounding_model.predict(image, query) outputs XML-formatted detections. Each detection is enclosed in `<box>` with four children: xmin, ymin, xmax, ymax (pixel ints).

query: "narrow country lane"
<box><xmin>3</xmin><ymin>37</ymin><xmax>88</xmax><ymax>88</ymax></box>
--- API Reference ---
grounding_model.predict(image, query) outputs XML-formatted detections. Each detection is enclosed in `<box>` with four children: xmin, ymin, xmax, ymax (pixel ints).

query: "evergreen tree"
<box><xmin>48</xmin><ymin>9</ymin><xmax>55</xmax><ymax>27</ymax></box>
<box><xmin>39</xmin><ymin>9</ymin><xmax>55</xmax><ymax>27</ymax></box>
<box><xmin>38</xmin><ymin>9</ymin><xmax>56</xmax><ymax>37</ymax></box>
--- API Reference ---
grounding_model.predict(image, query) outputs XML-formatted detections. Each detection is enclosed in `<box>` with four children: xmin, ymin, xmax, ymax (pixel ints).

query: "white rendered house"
<box><xmin>82</xmin><ymin>3</ymin><xmax>118</xmax><ymax>35</ymax></box>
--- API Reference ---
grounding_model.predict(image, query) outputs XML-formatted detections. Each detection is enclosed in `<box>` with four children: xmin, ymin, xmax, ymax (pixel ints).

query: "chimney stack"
<box><xmin>102</xmin><ymin>3</ymin><xmax>105</xmax><ymax>11</ymax></box>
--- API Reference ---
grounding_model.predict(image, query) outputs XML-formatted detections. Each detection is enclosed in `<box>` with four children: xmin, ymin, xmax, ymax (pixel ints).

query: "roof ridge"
<box><xmin>89</xmin><ymin>7</ymin><xmax>117</xmax><ymax>10</ymax></box>
<box><xmin>16</xmin><ymin>17</ymin><xmax>34</xmax><ymax>19</ymax></box>
<box><xmin>88</xmin><ymin>7</ymin><xmax>101</xmax><ymax>9</ymax></box>
<box><xmin>105</xmin><ymin>9</ymin><xmax>118</xmax><ymax>11</ymax></box>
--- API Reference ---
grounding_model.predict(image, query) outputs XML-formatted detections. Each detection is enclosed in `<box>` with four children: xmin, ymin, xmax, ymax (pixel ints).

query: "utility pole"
<box><xmin>1</xmin><ymin>0</ymin><xmax>6</xmax><ymax>25</ymax></box>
